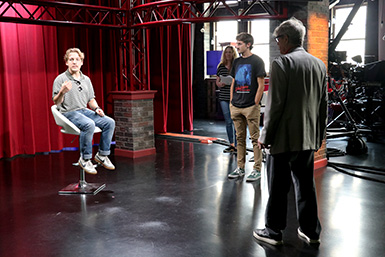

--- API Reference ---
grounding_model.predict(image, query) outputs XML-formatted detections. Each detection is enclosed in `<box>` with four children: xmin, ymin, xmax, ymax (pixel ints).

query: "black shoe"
<box><xmin>297</xmin><ymin>228</ymin><xmax>320</xmax><ymax>244</ymax></box>
<box><xmin>223</xmin><ymin>146</ymin><xmax>233</xmax><ymax>153</ymax></box>
<box><xmin>253</xmin><ymin>229</ymin><xmax>283</xmax><ymax>246</ymax></box>
<box><xmin>223</xmin><ymin>146</ymin><xmax>236</xmax><ymax>153</ymax></box>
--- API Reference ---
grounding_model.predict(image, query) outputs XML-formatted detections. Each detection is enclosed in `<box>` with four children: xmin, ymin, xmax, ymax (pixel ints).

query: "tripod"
<box><xmin>327</xmin><ymin>77</ymin><xmax>368</xmax><ymax>155</ymax></box>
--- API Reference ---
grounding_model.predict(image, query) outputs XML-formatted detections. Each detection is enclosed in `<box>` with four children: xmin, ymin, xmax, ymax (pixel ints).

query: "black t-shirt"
<box><xmin>230</xmin><ymin>54</ymin><xmax>266</xmax><ymax>108</ymax></box>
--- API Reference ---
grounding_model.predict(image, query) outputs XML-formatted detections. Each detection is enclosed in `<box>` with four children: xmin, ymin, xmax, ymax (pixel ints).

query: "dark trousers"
<box><xmin>264</xmin><ymin>150</ymin><xmax>321</xmax><ymax>238</ymax></box>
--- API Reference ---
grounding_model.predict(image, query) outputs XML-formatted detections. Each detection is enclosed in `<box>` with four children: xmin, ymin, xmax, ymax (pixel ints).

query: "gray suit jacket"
<box><xmin>260</xmin><ymin>47</ymin><xmax>328</xmax><ymax>155</ymax></box>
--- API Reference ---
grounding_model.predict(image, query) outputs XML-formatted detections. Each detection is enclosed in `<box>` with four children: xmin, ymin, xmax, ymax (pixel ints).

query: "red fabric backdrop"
<box><xmin>0</xmin><ymin>22</ymin><xmax>59</xmax><ymax>159</ymax></box>
<box><xmin>0</xmin><ymin>21</ymin><xmax>119</xmax><ymax>159</ymax></box>
<box><xmin>149</xmin><ymin>24</ymin><xmax>193</xmax><ymax>133</ymax></box>
<box><xmin>0</xmin><ymin>20</ymin><xmax>193</xmax><ymax>159</ymax></box>
<box><xmin>0</xmin><ymin>3</ymin><xmax>193</xmax><ymax>158</ymax></box>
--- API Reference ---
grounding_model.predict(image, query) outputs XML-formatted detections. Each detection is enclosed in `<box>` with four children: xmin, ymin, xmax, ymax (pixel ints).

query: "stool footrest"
<box><xmin>59</xmin><ymin>182</ymin><xmax>106</xmax><ymax>195</ymax></box>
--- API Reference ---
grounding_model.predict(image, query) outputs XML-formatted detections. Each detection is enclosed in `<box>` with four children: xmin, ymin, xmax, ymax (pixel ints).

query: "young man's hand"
<box><xmin>60</xmin><ymin>81</ymin><xmax>72</xmax><ymax>94</ymax></box>
<box><xmin>95</xmin><ymin>108</ymin><xmax>105</xmax><ymax>117</ymax></box>
<box><xmin>258</xmin><ymin>139</ymin><xmax>270</xmax><ymax>150</ymax></box>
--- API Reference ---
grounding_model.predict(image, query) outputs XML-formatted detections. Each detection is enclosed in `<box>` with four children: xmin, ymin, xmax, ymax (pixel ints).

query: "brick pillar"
<box><xmin>308</xmin><ymin>0</ymin><xmax>329</xmax><ymax>170</ymax></box>
<box><xmin>111</xmin><ymin>91</ymin><xmax>157</xmax><ymax>158</ymax></box>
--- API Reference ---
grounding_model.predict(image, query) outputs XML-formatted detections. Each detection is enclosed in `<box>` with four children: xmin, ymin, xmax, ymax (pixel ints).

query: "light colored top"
<box><xmin>52</xmin><ymin>70</ymin><xmax>95</xmax><ymax>113</ymax></box>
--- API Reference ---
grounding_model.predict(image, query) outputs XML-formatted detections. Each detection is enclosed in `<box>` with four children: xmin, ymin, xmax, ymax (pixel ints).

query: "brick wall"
<box><xmin>308</xmin><ymin>0</ymin><xmax>329</xmax><ymax>164</ymax></box>
<box><xmin>114</xmin><ymin>99</ymin><xmax>155</xmax><ymax>151</ymax></box>
<box><xmin>112</xmin><ymin>91</ymin><xmax>156</xmax><ymax>158</ymax></box>
<box><xmin>308</xmin><ymin>1</ymin><xmax>329</xmax><ymax>68</ymax></box>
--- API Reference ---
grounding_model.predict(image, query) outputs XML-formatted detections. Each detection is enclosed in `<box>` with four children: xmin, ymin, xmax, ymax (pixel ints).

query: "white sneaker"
<box><xmin>94</xmin><ymin>152</ymin><xmax>115</xmax><ymax>170</ymax></box>
<box><xmin>78</xmin><ymin>157</ymin><xmax>97</xmax><ymax>175</ymax></box>
<box><xmin>297</xmin><ymin>228</ymin><xmax>320</xmax><ymax>244</ymax></box>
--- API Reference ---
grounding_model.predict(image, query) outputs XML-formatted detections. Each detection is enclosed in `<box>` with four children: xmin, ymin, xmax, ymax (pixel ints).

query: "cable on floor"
<box><xmin>326</xmin><ymin>147</ymin><xmax>346</xmax><ymax>157</ymax></box>
<box><xmin>327</xmin><ymin>162</ymin><xmax>385</xmax><ymax>184</ymax></box>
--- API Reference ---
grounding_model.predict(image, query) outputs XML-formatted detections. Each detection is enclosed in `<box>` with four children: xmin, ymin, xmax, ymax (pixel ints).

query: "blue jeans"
<box><xmin>220</xmin><ymin>100</ymin><xmax>236</xmax><ymax>146</ymax></box>
<box><xmin>63</xmin><ymin>108</ymin><xmax>115</xmax><ymax>159</ymax></box>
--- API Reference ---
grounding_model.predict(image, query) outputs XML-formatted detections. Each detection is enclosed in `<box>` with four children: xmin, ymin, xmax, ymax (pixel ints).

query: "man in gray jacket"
<box><xmin>254</xmin><ymin>18</ymin><xmax>328</xmax><ymax>245</ymax></box>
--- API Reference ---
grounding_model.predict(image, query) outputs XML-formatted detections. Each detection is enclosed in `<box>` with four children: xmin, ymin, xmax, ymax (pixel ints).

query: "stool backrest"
<box><xmin>51</xmin><ymin>105</ymin><xmax>81</xmax><ymax>135</ymax></box>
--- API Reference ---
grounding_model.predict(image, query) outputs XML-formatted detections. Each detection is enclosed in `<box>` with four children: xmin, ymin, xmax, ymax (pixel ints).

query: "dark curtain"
<box><xmin>149</xmin><ymin>24</ymin><xmax>193</xmax><ymax>133</ymax></box>
<box><xmin>0</xmin><ymin>22</ymin><xmax>118</xmax><ymax>159</ymax></box>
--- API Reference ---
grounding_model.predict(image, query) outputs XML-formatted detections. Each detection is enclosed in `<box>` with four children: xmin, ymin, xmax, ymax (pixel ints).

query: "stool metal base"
<box><xmin>58</xmin><ymin>162</ymin><xmax>106</xmax><ymax>195</ymax></box>
<box><xmin>59</xmin><ymin>181</ymin><xmax>106</xmax><ymax>195</ymax></box>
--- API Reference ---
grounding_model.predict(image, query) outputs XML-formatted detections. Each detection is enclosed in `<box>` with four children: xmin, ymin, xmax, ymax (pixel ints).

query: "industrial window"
<box><xmin>215</xmin><ymin>20</ymin><xmax>238</xmax><ymax>49</ymax></box>
<box><xmin>214</xmin><ymin>19</ymin><xmax>270</xmax><ymax>72</ymax></box>
<box><xmin>332</xmin><ymin>5</ymin><xmax>367</xmax><ymax>63</ymax></box>
<box><xmin>250</xmin><ymin>19</ymin><xmax>270</xmax><ymax>73</ymax></box>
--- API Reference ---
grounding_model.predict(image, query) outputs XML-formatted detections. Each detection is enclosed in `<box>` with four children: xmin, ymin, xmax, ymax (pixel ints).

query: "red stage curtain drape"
<box><xmin>0</xmin><ymin>5</ymin><xmax>193</xmax><ymax>159</ymax></box>
<box><xmin>149</xmin><ymin>24</ymin><xmax>193</xmax><ymax>133</ymax></box>
<box><xmin>0</xmin><ymin>22</ymin><xmax>60</xmax><ymax>159</ymax></box>
<box><xmin>0</xmin><ymin>23</ymin><xmax>118</xmax><ymax>159</ymax></box>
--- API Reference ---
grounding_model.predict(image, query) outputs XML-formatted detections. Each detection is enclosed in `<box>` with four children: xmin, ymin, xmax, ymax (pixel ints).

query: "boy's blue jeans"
<box><xmin>63</xmin><ymin>108</ymin><xmax>115</xmax><ymax>159</ymax></box>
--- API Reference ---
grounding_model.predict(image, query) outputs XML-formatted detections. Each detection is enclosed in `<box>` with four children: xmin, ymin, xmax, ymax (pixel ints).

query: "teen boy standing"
<box><xmin>228</xmin><ymin>32</ymin><xmax>266</xmax><ymax>182</ymax></box>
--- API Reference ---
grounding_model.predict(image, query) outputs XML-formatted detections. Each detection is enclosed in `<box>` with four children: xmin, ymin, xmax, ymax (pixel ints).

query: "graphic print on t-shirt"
<box><xmin>234</xmin><ymin>64</ymin><xmax>251</xmax><ymax>93</ymax></box>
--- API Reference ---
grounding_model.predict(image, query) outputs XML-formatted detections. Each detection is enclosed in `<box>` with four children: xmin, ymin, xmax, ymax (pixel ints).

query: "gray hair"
<box><xmin>273</xmin><ymin>17</ymin><xmax>306</xmax><ymax>46</ymax></box>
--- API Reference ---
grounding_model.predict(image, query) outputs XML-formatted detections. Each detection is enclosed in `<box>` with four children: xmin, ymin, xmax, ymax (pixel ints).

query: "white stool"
<box><xmin>51</xmin><ymin>105</ymin><xmax>106</xmax><ymax>195</ymax></box>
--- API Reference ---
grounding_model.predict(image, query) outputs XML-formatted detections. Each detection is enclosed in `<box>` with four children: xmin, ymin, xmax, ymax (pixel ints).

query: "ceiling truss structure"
<box><xmin>0</xmin><ymin>0</ymin><xmax>288</xmax><ymax>90</ymax></box>
<box><xmin>131</xmin><ymin>0</ymin><xmax>287</xmax><ymax>28</ymax></box>
<box><xmin>0</xmin><ymin>0</ymin><xmax>127</xmax><ymax>28</ymax></box>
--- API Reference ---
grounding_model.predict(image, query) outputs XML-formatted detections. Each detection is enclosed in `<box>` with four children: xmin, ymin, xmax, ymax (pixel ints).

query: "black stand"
<box><xmin>327</xmin><ymin>78</ymin><xmax>368</xmax><ymax>155</ymax></box>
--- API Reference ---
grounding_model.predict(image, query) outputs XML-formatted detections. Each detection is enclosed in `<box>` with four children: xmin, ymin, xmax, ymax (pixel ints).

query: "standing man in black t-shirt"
<box><xmin>228</xmin><ymin>32</ymin><xmax>266</xmax><ymax>182</ymax></box>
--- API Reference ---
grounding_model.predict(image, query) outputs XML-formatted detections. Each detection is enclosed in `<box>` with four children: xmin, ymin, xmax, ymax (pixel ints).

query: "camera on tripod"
<box><xmin>327</xmin><ymin>50</ymin><xmax>385</xmax><ymax>154</ymax></box>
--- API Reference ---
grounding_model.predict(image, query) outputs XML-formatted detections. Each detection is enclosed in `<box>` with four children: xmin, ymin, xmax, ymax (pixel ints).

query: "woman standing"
<box><xmin>216</xmin><ymin>45</ymin><xmax>238</xmax><ymax>153</ymax></box>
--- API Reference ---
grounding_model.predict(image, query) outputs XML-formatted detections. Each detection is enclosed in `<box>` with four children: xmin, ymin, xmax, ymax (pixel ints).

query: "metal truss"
<box><xmin>0</xmin><ymin>0</ymin><xmax>287</xmax><ymax>91</ymax></box>
<box><xmin>131</xmin><ymin>0</ymin><xmax>287</xmax><ymax>29</ymax></box>
<box><xmin>126</xmin><ymin>0</ymin><xmax>287</xmax><ymax>90</ymax></box>
<box><xmin>120</xmin><ymin>26</ymin><xmax>149</xmax><ymax>91</ymax></box>
<box><xmin>0</xmin><ymin>0</ymin><xmax>127</xmax><ymax>28</ymax></box>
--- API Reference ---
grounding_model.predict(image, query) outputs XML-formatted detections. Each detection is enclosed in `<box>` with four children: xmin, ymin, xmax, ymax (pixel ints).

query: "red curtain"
<box><xmin>0</xmin><ymin>22</ymin><xmax>60</xmax><ymax>159</ymax></box>
<box><xmin>0</xmin><ymin>6</ymin><xmax>193</xmax><ymax>159</ymax></box>
<box><xmin>0</xmin><ymin>23</ymin><xmax>118</xmax><ymax>159</ymax></box>
<box><xmin>149</xmin><ymin>24</ymin><xmax>193</xmax><ymax>133</ymax></box>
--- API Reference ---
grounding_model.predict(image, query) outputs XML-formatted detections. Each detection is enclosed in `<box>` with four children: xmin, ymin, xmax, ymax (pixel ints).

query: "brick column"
<box><xmin>308</xmin><ymin>0</ymin><xmax>329</xmax><ymax>170</ymax></box>
<box><xmin>111</xmin><ymin>91</ymin><xmax>157</xmax><ymax>158</ymax></box>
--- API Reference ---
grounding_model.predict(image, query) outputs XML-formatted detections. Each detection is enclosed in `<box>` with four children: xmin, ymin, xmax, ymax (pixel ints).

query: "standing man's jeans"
<box><xmin>230</xmin><ymin>103</ymin><xmax>262</xmax><ymax>171</ymax></box>
<box><xmin>219</xmin><ymin>100</ymin><xmax>236</xmax><ymax>146</ymax></box>
<box><xmin>63</xmin><ymin>108</ymin><xmax>115</xmax><ymax>160</ymax></box>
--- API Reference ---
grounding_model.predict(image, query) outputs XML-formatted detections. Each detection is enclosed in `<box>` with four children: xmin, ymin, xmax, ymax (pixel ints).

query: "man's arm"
<box><xmin>229</xmin><ymin>78</ymin><xmax>235</xmax><ymax>102</ymax></box>
<box><xmin>53</xmin><ymin>81</ymin><xmax>72</xmax><ymax>105</ymax></box>
<box><xmin>318</xmin><ymin>74</ymin><xmax>328</xmax><ymax>144</ymax></box>
<box><xmin>259</xmin><ymin>60</ymin><xmax>287</xmax><ymax>146</ymax></box>
<box><xmin>254</xmin><ymin>77</ymin><xmax>265</xmax><ymax>105</ymax></box>
<box><xmin>88</xmin><ymin>98</ymin><xmax>105</xmax><ymax>117</ymax></box>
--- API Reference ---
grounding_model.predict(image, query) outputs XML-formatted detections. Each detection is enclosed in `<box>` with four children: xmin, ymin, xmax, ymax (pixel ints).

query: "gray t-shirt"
<box><xmin>52</xmin><ymin>70</ymin><xmax>95</xmax><ymax>113</ymax></box>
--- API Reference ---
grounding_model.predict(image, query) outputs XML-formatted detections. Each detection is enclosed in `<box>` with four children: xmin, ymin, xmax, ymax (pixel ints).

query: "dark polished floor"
<box><xmin>1</xmin><ymin>119</ymin><xmax>385</xmax><ymax>257</ymax></box>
